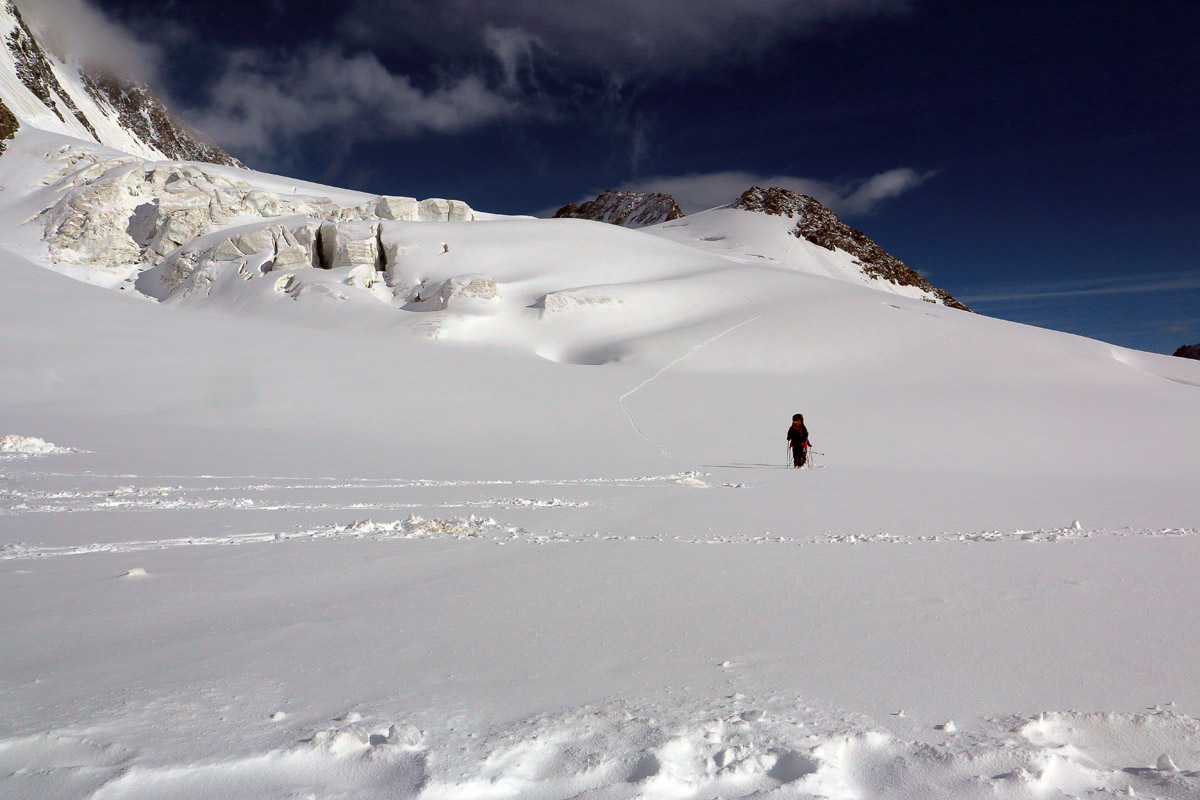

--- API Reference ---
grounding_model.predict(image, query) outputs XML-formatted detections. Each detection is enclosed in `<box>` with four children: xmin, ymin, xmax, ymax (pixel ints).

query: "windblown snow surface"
<box><xmin>2</xmin><ymin>127</ymin><xmax>1200</xmax><ymax>800</ymax></box>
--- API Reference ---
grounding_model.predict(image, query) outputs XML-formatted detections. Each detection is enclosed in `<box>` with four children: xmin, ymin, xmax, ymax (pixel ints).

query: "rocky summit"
<box><xmin>733</xmin><ymin>186</ymin><xmax>970</xmax><ymax>311</ymax></box>
<box><xmin>554</xmin><ymin>189</ymin><xmax>684</xmax><ymax>228</ymax></box>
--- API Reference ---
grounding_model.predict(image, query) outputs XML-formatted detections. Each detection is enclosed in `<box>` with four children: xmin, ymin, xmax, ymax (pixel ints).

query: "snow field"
<box><xmin>3</xmin><ymin>685</ymin><xmax>1198</xmax><ymax>798</ymax></box>
<box><xmin>2</xmin><ymin>126</ymin><xmax>1200</xmax><ymax>798</ymax></box>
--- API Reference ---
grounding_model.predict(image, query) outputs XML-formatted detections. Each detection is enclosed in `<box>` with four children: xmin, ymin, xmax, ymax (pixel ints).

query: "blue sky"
<box><xmin>28</xmin><ymin>0</ymin><xmax>1200</xmax><ymax>354</ymax></box>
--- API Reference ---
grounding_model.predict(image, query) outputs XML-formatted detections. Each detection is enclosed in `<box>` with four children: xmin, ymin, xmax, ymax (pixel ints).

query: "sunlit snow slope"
<box><xmin>2</xmin><ymin>72</ymin><xmax>1200</xmax><ymax>800</ymax></box>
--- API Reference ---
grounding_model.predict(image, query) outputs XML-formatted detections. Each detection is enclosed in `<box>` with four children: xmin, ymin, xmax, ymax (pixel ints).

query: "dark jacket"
<box><xmin>787</xmin><ymin>424</ymin><xmax>809</xmax><ymax>448</ymax></box>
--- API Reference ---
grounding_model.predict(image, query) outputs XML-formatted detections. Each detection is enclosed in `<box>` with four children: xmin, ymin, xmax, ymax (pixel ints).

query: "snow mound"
<box><xmin>0</xmin><ymin>434</ymin><xmax>72</xmax><ymax>455</ymax></box>
<box><xmin>1020</xmin><ymin>710</ymin><xmax>1200</xmax><ymax>778</ymax></box>
<box><xmin>30</xmin><ymin>698</ymin><xmax>1200</xmax><ymax>800</ymax></box>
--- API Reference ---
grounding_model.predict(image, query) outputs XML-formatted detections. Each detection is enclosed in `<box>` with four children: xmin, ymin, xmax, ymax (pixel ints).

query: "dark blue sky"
<box><xmin>57</xmin><ymin>0</ymin><xmax>1200</xmax><ymax>353</ymax></box>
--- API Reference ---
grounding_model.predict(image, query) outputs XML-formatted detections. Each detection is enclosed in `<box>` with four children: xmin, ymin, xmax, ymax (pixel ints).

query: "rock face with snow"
<box><xmin>554</xmin><ymin>190</ymin><xmax>684</xmax><ymax>228</ymax></box>
<box><xmin>3</xmin><ymin>1</ymin><xmax>98</xmax><ymax>140</ymax></box>
<box><xmin>78</xmin><ymin>72</ymin><xmax>242</xmax><ymax>167</ymax></box>
<box><xmin>0</xmin><ymin>96</ymin><xmax>15</xmax><ymax>153</ymax></box>
<box><xmin>1174</xmin><ymin>343</ymin><xmax>1200</xmax><ymax>360</ymax></box>
<box><xmin>733</xmin><ymin>186</ymin><xmax>970</xmax><ymax>311</ymax></box>
<box><xmin>0</xmin><ymin>0</ymin><xmax>239</xmax><ymax>166</ymax></box>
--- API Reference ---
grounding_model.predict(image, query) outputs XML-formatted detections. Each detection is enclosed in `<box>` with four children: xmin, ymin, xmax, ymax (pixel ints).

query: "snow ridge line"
<box><xmin>9</xmin><ymin>520</ymin><xmax>1191</xmax><ymax>561</ymax></box>
<box><xmin>619</xmin><ymin>293</ymin><xmax>763</xmax><ymax>458</ymax></box>
<box><xmin>0</xmin><ymin>515</ymin><xmax>519</xmax><ymax>560</ymax></box>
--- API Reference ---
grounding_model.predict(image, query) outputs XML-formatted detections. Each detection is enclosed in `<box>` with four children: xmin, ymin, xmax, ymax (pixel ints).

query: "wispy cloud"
<box><xmin>20</xmin><ymin>0</ymin><xmax>162</xmax><ymax>81</ymax></box>
<box><xmin>186</xmin><ymin>48</ymin><xmax>525</xmax><ymax>162</ymax></box>
<box><xmin>962</xmin><ymin>271</ymin><xmax>1200</xmax><ymax>304</ymax></box>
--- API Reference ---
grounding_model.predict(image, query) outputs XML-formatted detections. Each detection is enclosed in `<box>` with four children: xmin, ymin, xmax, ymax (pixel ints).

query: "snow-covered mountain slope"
<box><xmin>646</xmin><ymin>186</ymin><xmax>968</xmax><ymax>309</ymax></box>
<box><xmin>0</xmin><ymin>0</ymin><xmax>240</xmax><ymax>165</ymax></box>
<box><xmin>2</xmin><ymin>127</ymin><xmax>1197</xmax><ymax>482</ymax></box>
<box><xmin>554</xmin><ymin>188</ymin><xmax>685</xmax><ymax>227</ymax></box>
<box><xmin>2</xmin><ymin>57</ymin><xmax>1200</xmax><ymax>800</ymax></box>
<box><xmin>3</xmin><ymin>224</ymin><xmax>1200</xmax><ymax>800</ymax></box>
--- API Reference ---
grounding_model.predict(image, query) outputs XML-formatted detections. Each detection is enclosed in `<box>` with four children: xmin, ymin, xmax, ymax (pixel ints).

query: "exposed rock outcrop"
<box><xmin>4</xmin><ymin>1</ymin><xmax>98</xmax><ymax>140</ymax></box>
<box><xmin>1173</xmin><ymin>343</ymin><xmax>1200</xmax><ymax>360</ymax></box>
<box><xmin>79</xmin><ymin>72</ymin><xmax>243</xmax><ymax>168</ymax></box>
<box><xmin>1</xmin><ymin>0</ymin><xmax>241</xmax><ymax>167</ymax></box>
<box><xmin>554</xmin><ymin>190</ymin><xmax>683</xmax><ymax>228</ymax></box>
<box><xmin>0</xmin><ymin>96</ymin><xmax>16</xmax><ymax>154</ymax></box>
<box><xmin>733</xmin><ymin>186</ymin><xmax>970</xmax><ymax>311</ymax></box>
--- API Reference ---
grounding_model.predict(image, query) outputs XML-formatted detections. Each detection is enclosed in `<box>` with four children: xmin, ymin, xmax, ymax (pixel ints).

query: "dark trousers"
<box><xmin>793</xmin><ymin>445</ymin><xmax>807</xmax><ymax>467</ymax></box>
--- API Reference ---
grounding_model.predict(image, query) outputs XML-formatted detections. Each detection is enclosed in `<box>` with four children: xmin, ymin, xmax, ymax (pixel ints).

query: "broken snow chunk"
<box><xmin>436</xmin><ymin>275</ymin><xmax>500</xmax><ymax>309</ymax></box>
<box><xmin>273</xmin><ymin>245</ymin><xmax>310</xmax><ymax>271</ymax></box>
<box><xmin>314</xmin><ymin>727</ymin><xmax>371</xmax><ymax>756</ymax></box>
<box><xmin>374</xmin><ymin>195</ymin><xmax>418</xmax><ymax>220</ymax></box>
<box><xmin>447</xmin><ymin>200</ymin><xmax>474</xmax><ymax>221</ymax></box>
<box><xmin>346</xmin><ymin>264</ymin><xmax>376</xmax><ymax>289</ymax></box>
<box><xmin>385</xmin><ymin>724</ymin><xmax>423</xmax><ymax>748</ymax></box>
<box><xmin>541</xmin><ymin>288</ymin><xmax>623</xmax><ymax>312</ymax></box>
<box><xmin>242</xmin><ymin>189</ymin><xmax>281</xmax><ymax>216</ymax></box>
<box><xmin>233</xmin><ymin>226</ymin><xmax>277</xmax><ymax>256</ymax></box>
<box><xmin>121</xmin><ymin>567</ymin><xmax>148</xmax><ymax>578</ymax></box>
<box><xmin>1</xmin><ymin>434</ymin><xmax>71</xmax><ymax>454</ymax></box>
<box><xmin>321</xmin><ymin>220</ymin><xmax>381</xmax><ymax>271</ymax></box>
<box><xmin>39</xmin><ymin>154</ymin><xmax>340</xmax><ymax>270</ymax></box>
<box><xmin>210</xmin><ymin>237</ymin><xmax>245</xmax><ymax>262</ymax></box>
<box><xmin>1157</xmin><ymin>753</ymin><xmax>1178</xmax><ymax>771</ymax></box>
<box><xmin>417</xmin><ymin>198</ymin><xmax>450</xmax><ymax>221</ymax></box>
<box><xmin>274</xmin><ymin>274</ymin><xmax>297</xmax><ymax>293</ymax></box>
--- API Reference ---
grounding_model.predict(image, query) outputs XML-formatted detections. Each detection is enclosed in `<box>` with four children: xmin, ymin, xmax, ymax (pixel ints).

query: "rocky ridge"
<box><xmin>4</xmin><ymin>0</ymin><xmax>98</xmax><ymax>140</ymax></box>
<box><xmin>1</xmin><ymin>0</ymin><xmax>240</xmax><ymax>167</ymax></box>
<box><xmin>555</xmin><ymin>190</ymin><xmax>683</xmax><ymax>228</ymax></box>
<box><xmin>733</xmin><ymin>186</ymin><xmax>970</xmax><ymax>311</ymax></box>
<box><xmin>1173</xmin><ymin>343</ymin><xmax>1200</xmax><ymax>360</ymax></box>
<box><xmin>79</xmin><ymin>72</ymin><xmax>242</xmax><ymax>168</ymax></box>
<box><xmin>0</xmin><ymin>96</ymin><xmax>16</xmax><ymax>154</ymax></box>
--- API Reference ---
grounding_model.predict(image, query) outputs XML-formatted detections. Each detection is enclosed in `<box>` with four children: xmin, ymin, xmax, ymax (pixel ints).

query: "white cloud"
<box><xmin>484</xmin><ymin>27</ymin><xmax>540</xmax><ymax>92</ymax></box>
<box><xmin>19</xmin><ymin>0</ymin><xmax>161</xmax><ymax>82</ymax></box>
<box><xmin>603</xmin><ymin>168</ymin><xmax>934</xmax><ymax>216</ymax></box>
<box><xmin>187</xmin><ymin>48</ymin><xmax>523</xmax><ymax>160</ymax></box>
<box><xmin>961</xmin><ymin>272</ymin><xmax>1200</xmax><ymax>304</ymax></box>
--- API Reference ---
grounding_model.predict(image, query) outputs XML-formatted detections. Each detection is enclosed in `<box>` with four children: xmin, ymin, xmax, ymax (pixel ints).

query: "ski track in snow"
<box><xmin>619</xmin><ymin>294</ymin><xmax>763</xmax><ymax>459</ymax></box>
<box><xmin>5</xmin><ymin>695</ymin><xmax>1198</xmax><ymax>800</ymax></box>
<box><xmin>4</xmin><ymin>515</ymin><xmax>1196</xmax><ymax>561</ymax></box>
<box><xmin>0</xmin><ymin>470</ymin><xmax>729</xmax><ymax>516</ymax></box>
<box><xmin>2</xmin><ymin>464</ymin><xmax>1199</xmax><ymax>560</ymax></box>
